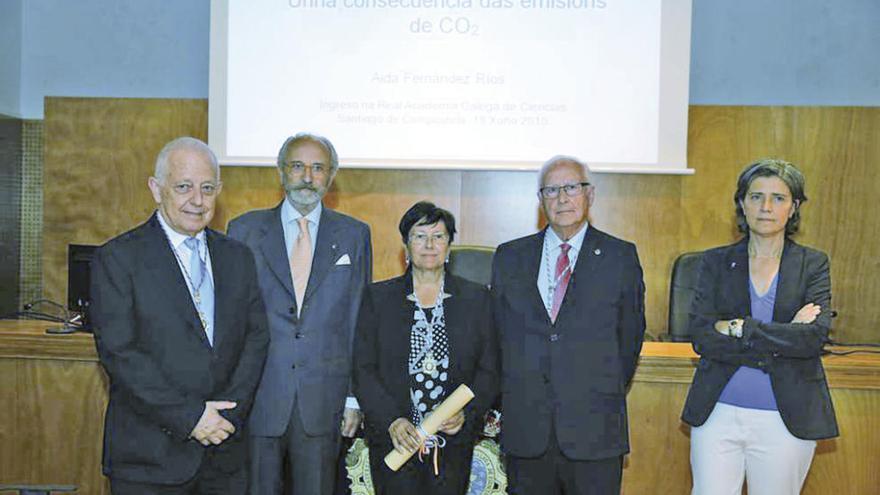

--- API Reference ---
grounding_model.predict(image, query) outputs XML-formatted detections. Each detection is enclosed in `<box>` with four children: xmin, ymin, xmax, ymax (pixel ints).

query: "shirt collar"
<box><xmin>281</xmin><ymin>197</ymin><xmax>323</xmax><ymax>227</ymax></box>
<box><xmin>156</xmin><ymin>209</ymin><xmax>206</xmax><ymax>249</ymax></box>
<box><xmin>544</xmin><ymin>221</ymin><xmax>589</xmax><ymax>253</ymax></box>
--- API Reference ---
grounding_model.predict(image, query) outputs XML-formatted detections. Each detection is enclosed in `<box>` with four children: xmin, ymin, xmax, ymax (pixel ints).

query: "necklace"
<box><xmin>412</xmin><ymin>283</ymin><xmax>445</xmax><ymax>375</ymax></box>
<box><xmin>165</xmin><ymin>233</ymin><xmax>210</xmax><ymax>330</ymax></box>
<box><xmin>543</xmin><ymin>238</ymin><xmax>575</xmax><ymax>314</ymax></box>
<box><xmin>748</xmin><ymin>243</ymin><xmax>783</xmax><ymax>259</ymax></box>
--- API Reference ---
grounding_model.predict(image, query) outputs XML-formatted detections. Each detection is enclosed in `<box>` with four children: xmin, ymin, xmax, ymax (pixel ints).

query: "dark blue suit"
<box><xmin>491</xmin><ymin>226</ymin><xmax>645</xmax><ymax>494</ymax></box>
<box><xmin>91</xmin><ymin>213</ymin><xmax>269</xmax><ymax>487</ymax></box>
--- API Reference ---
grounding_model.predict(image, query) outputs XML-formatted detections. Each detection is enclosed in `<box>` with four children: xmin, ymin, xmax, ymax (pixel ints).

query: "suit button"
<box><xmin>549</xmin><ymin>334</ymin><xmax>559</xmax><ymax>342</ymax></box>
<box><xmin>291</xmin><ymin>364</ymin><xmax>296</xmax><ymax>370</ymax></box>
<box><xmin>295</xmin><ymin>332</ymin><xmax>303</xmax><ymax>339</ymax></box>
<box><xmin>289</xmin><ymin>307</ymin><xmax>296</xmax><ymax>315</ymax></box>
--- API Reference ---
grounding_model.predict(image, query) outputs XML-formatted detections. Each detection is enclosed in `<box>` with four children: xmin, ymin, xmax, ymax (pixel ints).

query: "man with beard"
<box><xmin>227</xmin><ymin>133</ymin><xmax>372</xmax><ymax>494</ymax></box>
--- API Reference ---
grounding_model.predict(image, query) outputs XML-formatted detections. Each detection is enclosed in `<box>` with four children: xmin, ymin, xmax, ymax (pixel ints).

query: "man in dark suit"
<box><xmin>491</xmin><ymin>156</ymin><xmax>646</xmax><ymax>494</ymax></box>
<box><xmin>227</xmin><ymin>133</ymin><xmax>372</xmax><ymax>495</ymax></box>
<box><xmin>90</xmin><ymin>137</ymin><xmax>269</xmax><ymax>493</ymax></box>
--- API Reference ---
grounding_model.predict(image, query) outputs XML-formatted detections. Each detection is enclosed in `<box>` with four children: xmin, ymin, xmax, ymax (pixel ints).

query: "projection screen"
<box><xmin>209</xmin><ymin>0</ymin><xmax>693</xmax><ymax>173</ymax></box>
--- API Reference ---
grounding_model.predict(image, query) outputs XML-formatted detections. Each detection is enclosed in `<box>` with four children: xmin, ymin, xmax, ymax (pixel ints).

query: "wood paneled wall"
<box><xmin>43</xmin><ymin>98</ymin><xmax>880</xmax><ymax>343</ymax></box>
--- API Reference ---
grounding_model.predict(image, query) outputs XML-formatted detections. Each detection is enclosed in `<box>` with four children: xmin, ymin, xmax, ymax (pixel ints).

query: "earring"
<box><xmin>445</xmin><ymin>257</ymin><xmax>450</xmax><ymax>263</ymax></box>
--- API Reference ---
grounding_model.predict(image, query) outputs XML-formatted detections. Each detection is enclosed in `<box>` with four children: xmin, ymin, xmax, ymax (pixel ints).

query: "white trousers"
<box><xmin>690</xmin><ymin>402</ymin><xmax>816</xmax><ymax>495</ymax></box>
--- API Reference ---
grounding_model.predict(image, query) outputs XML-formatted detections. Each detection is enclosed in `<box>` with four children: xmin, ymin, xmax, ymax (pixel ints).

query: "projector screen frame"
<box><xmin>209</xmin><ymin>0</ymin><xmax>694</xmax><ymax>174</ymax></box>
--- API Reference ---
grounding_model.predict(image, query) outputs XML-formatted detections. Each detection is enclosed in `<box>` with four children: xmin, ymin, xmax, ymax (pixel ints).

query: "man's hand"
<box><xmin>190</xmin><ymin>401</ymin><xmax>237</xmax><ymax>446</ymax></box>
<box><xmin>388</xmin><ymin>417</ymin><xmax>422</xmax><ymax>454</ymax></box>
<box><xmin>341</xmin><ymin>407</ymin><xmax>362</xmax><ymax>438</ymax></box>
<box><xmin>437</xmin><ymin>410</ymin><xmax>465</xmax><ymax>436</ymax></box>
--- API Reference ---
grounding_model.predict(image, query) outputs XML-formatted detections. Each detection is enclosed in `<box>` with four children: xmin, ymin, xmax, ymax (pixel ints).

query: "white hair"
<box><xmin>154</xmin><ymin>137</ymin><xmax>220</xmax><ymax>183</ymax></box>
<box><xmin>537</xmin><ymin>155</ymin><xmax>591</xmax><ymax>189</ymax></box>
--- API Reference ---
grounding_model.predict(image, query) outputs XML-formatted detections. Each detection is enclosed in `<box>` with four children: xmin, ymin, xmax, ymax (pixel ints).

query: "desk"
<box><xmin>1</xmin><ymin>322</ymin><xmax>878</xmax><ymax>494</ymax></box>
<box><xmin>0</xmin><ymin>320</ymin><xmax>107</xmax><ymax>495</ymax></box>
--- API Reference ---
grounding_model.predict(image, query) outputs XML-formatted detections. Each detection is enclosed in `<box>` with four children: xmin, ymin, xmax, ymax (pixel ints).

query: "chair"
<box><xmin>667</xmin><ymin>251</ymin><xmax>704</xmax><ymax>342</ymax></box>
<box><xmin>447</xmin><ymin>245</ymin><xmax>495</xmax><ymax>288</ymax></box>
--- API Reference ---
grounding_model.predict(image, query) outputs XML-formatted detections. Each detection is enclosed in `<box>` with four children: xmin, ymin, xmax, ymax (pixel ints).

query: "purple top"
<box><xmin>717</xmin><ymin>272</ymin><xmax>779</xmax><ymax>410</ymax></box>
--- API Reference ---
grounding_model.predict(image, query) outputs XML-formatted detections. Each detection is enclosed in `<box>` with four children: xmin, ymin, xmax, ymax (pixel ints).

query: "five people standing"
<box><xmin>90</xmin><ymin>132</ymin><xmax>834</xmax><ymax>495</ymax></box>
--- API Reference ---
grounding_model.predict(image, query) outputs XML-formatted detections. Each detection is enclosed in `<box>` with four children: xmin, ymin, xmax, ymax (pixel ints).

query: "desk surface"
<box><xmin>2</xmin><ymin>319</ymin><xmax>879</xmax><ymax>388</ymax></box>
<box><xmin>0</xmin><ymin>319</ymin><xmax>98</xmax><ymax>361</ymax></box>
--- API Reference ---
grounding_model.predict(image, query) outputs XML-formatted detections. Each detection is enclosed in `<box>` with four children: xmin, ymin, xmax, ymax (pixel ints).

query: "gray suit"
<box><xmin>228</xmin><ymin>202</ymin><xmax>371</xmax><ymax>494</ymax></box>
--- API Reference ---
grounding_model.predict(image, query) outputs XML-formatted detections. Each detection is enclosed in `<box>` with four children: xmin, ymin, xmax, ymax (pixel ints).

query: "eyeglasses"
<box><xmin>282</xmin><ymin>161</ymin><xmax>330</xmax><ymax>175</ymax></box>
<box><xmin>172</xmin><ymin>182</ymin><xmax>219</xmax><ymax>196</ymax></box>
<box><xmin>539</xmin><ymin>182</ymin><xmax>591</xmax><ymax>199</ymax></box>
<box><xmin>409</xmin><ymin>232</ymin><xmax>450</xmax><ymax>245</ymax></box>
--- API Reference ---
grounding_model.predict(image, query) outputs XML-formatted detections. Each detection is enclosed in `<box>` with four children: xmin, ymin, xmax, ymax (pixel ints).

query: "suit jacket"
<box><xmin>227</xmin><ymin>203</ymin><xmax>372</xmax><ymax>436</ymax></box>
<box><xmin>681</xmin><ymin>238</ymin><xmax>839</xmax><ymax>440</ymax></box>
<box><xmin>491</xmin><ymin>226</ymin><xmax>646</xmax><ymax>460</ymax></box>
<box><xmin>90</xmin><ymin>213</ymin><xmax>269</xmax><ymax>484</ymax></box>
<box><xmin>353</xmin><ymin>273</ymin><xmax>499</xmax><ymax>449</ymax></box>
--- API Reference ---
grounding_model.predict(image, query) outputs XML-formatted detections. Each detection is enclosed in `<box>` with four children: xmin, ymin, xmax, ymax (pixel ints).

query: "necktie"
<box><xmin>184</xmin><ymin>237</ymin><xmax>214</xmax><ymax>345</ymax></box>
<box><xmin>550</xmin><ymin>243</ymin><xmax>572</xmax><ymax>323</ymax></box>
<box><xmin>290</xmin><ymin>217</ymin><xmax>312</xmax><ymax>314</ymax></box>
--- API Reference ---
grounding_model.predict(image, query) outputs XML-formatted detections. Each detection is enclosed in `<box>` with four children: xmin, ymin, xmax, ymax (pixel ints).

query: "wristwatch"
<box><xmin>727</xmin><ymin>319</ymin><xmax>743</xmax><ymax>338</ymax></box>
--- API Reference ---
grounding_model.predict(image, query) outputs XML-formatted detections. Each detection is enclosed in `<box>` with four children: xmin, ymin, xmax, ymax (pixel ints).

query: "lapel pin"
<box><xmin>594</xmin><ymin>248</ymin><xmax>601</xmax><ymax>255</ymax></box>
<box><xmin>730</xmin><ymin>261</ymin><xmax>736</xmax><ymax>269</ymax></box>
<box><xmin>331</xmin><ymin>243</ymin><xmax>337</xmax><ymax>250</ymax></box>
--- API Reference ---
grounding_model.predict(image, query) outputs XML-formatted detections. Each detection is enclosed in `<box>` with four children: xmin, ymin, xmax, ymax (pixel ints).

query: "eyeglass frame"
<box><xmin>281</xmin><ymin>160</ymin><xmax>333</xmax><ymax>176</ymax></box>
<box><xmin>539</xmin><ymin>181</ymin><xmax>592</xmax><ymax>199</ymax></box>
<box><xmin>408</xmin><ymin>232</ymin><xmax>450</xmax><ymax>245</ymax></box>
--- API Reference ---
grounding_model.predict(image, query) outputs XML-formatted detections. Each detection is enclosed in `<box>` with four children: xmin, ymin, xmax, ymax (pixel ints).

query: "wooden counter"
<box><xmin>0</xmin><ymin>320</ymin><xmax>107</xmax><ymax>495</ymax></box>
<box><xmin>1</xmin><ymin>321</ymin><xmax>878</xmax><ymax>494</ymax></box>
<box><xmin>627</xmin><ymin>341</ymin><xmax>880</xmax><ymax>494</ymax></box>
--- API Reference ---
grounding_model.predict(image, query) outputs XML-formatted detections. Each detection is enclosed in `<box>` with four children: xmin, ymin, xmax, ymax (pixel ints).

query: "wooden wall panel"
<box><xmin>42</xmin><ymin>98</ymin><xmax>208</xmax><ymax>314</ymax></box>
<box><xmin>684</xmin><ymin>106</ymin><xmax>880</xmax><ymax>343</ymax></box>
<box><xmin>42</xmin><ymin>98</ymin><xmax>880</xmax><ymax>343</ymax></box>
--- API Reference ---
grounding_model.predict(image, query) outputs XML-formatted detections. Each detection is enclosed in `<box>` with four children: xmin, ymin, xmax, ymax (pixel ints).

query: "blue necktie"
<box><xmin>184</xmin><ymin>237</ymin><xmax>215</xmax><ymax>346</ymax></box>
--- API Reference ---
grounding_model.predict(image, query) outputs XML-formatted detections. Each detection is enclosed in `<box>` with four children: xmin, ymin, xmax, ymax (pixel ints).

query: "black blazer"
<box><xmin>681</xmin><ymin>238</ymin><xmax>839</xmax><ymax>440</ymax></box>
<box><xmin>353</xmin><ymin>273</ymin><xmax>499</xmax><ymax>449</ymax></box>
<box><xmin>90</xmin><ymin>213</ymin><xmax>269</xmax><ymax>484</ymax></box>
<box><xmin>491</xmin><ymin>227</ymin><xmax>646</xmax><ymax>460</ymax></box>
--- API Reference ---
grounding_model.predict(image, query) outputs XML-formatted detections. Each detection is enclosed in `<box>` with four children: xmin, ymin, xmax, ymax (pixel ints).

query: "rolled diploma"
<box><xmin>384</xmin><ymin>383</ymin><xmax>475</xmax><ymax>471</ymax></box>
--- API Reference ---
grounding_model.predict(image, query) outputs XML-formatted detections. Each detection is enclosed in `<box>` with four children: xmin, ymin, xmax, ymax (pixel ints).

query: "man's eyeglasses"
<box><xmin>539</xmin><ymin>182</ymin><xmax>591</xmax><ymax>199</ymax></box>
<box><xmin>282</xmin><ymin>161</ymin><xmax>330</xmax><ymax>175</ymax></box>
<box><xmin>409</xmin><ymin>233</ymin><xmax>450</xmax><ymax>245</ymax></box>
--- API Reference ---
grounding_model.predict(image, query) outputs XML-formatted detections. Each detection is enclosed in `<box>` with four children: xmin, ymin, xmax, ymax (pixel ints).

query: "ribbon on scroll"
<box><xmin>384</xmin><ymin>384</ymin><xmax>475</xmax><ymax>472</ymax></box>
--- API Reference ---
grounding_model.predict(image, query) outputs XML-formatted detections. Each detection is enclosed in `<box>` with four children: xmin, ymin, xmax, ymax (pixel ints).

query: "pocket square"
<box><xmin>335</xmin><ymin>254</ymin><xmax>352</xmax><ymax>266</ymax></box>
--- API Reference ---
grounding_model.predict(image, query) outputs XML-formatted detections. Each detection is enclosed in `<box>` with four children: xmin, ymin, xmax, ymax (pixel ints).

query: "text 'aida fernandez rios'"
<box><xmin>288</xmin><ymin>0</ymin><xmax>607</xmax><ymax>8</ymax></box>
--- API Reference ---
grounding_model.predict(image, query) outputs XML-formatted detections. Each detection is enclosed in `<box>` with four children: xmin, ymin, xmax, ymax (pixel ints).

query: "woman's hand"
<box><xmin>792</xmin><ymin>303</ymin><xmax>821</xmax><ymax>324</ymax></box>
<box><xmin>437</xmin><ymin>410</ymin><xmax>465</xmax><ymax>436</ymax></box>
<box><xmin>388</xmin><ymin>417</ymin><xmax>422</xmax><ymax>454</ymax></box>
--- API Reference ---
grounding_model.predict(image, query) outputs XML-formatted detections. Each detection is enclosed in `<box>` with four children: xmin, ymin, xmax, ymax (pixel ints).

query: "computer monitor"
<box><xmin>68</xmin><ymin>244</ymin><xmax>97</xmax><ymax>331</ymax></box>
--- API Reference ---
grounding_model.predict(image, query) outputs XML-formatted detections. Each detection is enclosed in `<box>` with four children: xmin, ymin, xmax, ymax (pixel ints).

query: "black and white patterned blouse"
<box><xmin>407</xmin><ymin>292</ymin><xmax>451</xmax><ymax>426</ymax></box>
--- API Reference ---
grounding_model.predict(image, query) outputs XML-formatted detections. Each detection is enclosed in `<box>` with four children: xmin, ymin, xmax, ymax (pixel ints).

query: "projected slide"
<box><xmin>210</xmin><ymin>0</ymin><xmax>692</xmax><ymax>172</ymax></box>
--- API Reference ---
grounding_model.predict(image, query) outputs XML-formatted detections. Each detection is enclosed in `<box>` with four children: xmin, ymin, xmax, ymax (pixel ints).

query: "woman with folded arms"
<box><xmin>682</xmin><ymin>159</ymin><xmax>838</xmax><ymax>495</ymax></box>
